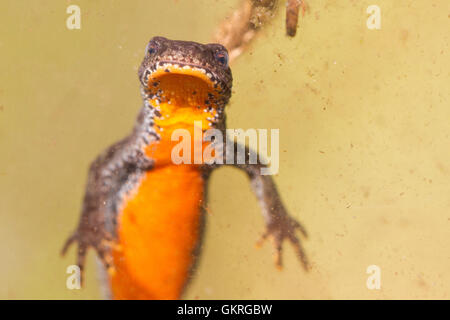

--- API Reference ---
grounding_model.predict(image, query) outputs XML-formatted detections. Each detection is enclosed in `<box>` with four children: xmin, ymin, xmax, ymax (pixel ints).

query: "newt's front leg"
<box><xmin>227</xmin><ymin>143</ymin><xmax>309</xmax><ymax>270</ymax></box>
<box><xmin>61</xmin><ymin>124</ymin><xmax>156</xmax><ymax>283</ymax></box>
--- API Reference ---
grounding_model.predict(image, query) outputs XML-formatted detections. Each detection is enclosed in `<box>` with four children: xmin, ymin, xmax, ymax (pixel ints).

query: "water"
<box><xmin>0</xmin><ymin>0</ymin><xmax>449</xmax><ymax>299</ymax></box>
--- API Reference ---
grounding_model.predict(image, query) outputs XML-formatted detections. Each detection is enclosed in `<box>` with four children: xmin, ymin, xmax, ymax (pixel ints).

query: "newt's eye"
<box><xmin>146</xmin><ymin>42</ymin><xmax>158</xmax><ymax>55</ymax></box>
<box><xmin>214</xmin><ymin>51</ymin><xmax>228</xmax><ymax>66</ymax></box>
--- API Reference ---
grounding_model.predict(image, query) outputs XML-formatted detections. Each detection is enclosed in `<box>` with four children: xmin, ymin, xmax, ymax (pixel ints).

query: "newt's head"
<box><xmin>138</xmin><ymin>37</ymin><xmax>233</xmax><ymax>110</ymax></box>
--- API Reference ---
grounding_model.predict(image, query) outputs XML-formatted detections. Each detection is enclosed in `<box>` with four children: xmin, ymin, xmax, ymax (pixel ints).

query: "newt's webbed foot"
<box><xmin>61</xmin><ymin>229</ymin><xmax>115</xmax><ymax>284</ymax></box>
<box><xmin>257</xmin><ymin>211</ymin><xmax>309</xmax><ymax>271</ymax></box>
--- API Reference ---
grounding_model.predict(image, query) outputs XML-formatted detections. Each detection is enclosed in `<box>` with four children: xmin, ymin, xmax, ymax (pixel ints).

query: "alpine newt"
<box><xmin>62</xmin><ymin>36</ymin><xmax>308</xmax><ymax>300</ymax></box>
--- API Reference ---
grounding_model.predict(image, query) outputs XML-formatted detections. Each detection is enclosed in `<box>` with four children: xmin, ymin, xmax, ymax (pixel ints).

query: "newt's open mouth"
<box><xmin>149</xmin><ymin>61</ymin><xmax>220</xmax><ymax>83</ymax></box>
<box><xmin>141</xmin><ymin>62</ymin><xmax>223</xmax><ymax>93</ymax></box>
<box><xmin>142</xmin><ymin>63</ymin><xmax>226</xmax><ymax>110</ymax></box>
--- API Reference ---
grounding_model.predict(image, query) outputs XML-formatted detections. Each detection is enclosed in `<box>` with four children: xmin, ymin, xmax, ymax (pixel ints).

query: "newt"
<box><xmin>62</xmin><ymin>36</ymin><xmax>308</xmax><ymax>300</ymax></box>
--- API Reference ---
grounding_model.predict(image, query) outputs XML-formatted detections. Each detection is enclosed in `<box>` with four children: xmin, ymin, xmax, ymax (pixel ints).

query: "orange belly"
<box><xmin>109</xmin><ymin>164</ymin><xmax>204</xmax><ymax>299</ymax></box>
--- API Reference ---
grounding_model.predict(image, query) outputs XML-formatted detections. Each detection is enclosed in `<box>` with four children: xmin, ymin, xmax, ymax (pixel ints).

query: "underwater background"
<box><xmin>0</xmin><ymin>0</ymin><xmax>449</xmax><ymax>299</ymax></box>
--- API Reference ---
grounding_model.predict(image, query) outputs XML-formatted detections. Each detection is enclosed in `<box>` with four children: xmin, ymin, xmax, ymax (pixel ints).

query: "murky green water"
<box><xmin>0</xmin><ymin>0</ymin><xmax>449</xmax><ymax>299</ymax></box>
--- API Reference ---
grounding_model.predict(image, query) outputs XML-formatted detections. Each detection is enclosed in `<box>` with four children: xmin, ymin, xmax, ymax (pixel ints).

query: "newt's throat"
<box><xmin>143</xmin><ymin>69</ymin><xmax>223</xmax><ymax>165</ymax></box>
<box><xmin>149</xmin><ymin>73</ymin><xmax>217</xmax><ymax>109</ymax></box>
<box><xmin>146</xmin><ymin>70</ymin><xmax>222</xmax><ymax>129</ymax></box>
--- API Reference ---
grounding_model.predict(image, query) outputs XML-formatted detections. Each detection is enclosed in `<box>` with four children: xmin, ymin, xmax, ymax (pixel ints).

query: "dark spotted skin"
<box><xmin>62</xmin><ymin>106</ymin><xmax>158</xmax><ymax>275</ymax></box>
<box><xmin>62</xmin><ymin>36</ymin><xmax>309</xmax><ymax>292</ymax></box>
